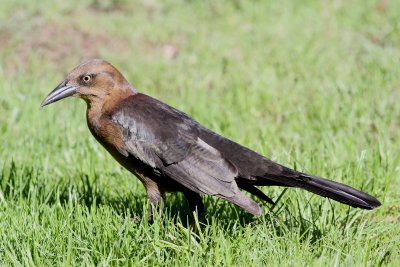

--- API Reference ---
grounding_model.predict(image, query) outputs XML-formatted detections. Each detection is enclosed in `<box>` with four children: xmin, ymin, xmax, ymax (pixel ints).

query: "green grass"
<box><xmin>1</xmin><ymin>0</ymin><xmax>399</xmax><ymax>265</ymax></box>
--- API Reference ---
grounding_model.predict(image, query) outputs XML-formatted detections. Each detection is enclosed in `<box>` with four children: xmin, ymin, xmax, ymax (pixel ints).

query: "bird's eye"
<box><xmin>82</xmin><ymin>75</ymin><xmax>92</xmax><ymax>83</ymax></box>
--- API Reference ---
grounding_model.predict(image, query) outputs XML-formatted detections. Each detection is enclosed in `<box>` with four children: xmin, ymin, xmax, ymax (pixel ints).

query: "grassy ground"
<box><xmin>1</xmin><ymin>0</ymin><xmax>399</xmax><ymax>265</ymax></box>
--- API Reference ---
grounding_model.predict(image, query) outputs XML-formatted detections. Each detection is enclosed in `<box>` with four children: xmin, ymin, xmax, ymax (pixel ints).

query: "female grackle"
<box><xmin>41</xmin><ymin>59</ymin><xmax>381</xmax><ymax>221</ymax></box>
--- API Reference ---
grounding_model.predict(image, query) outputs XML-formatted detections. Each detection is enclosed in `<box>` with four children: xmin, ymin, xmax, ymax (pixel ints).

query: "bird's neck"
<box><xmin>86</xmin><ymin>89</ymin><xmax>136</xmax><ymax>135</ymax></box>
<box><xmin>86</xmin><ymin>101</ymin><xmax>103</xmax><ymax>139</ymax></box>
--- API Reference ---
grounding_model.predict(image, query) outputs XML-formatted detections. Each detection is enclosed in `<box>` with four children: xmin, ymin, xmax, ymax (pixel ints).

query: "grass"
<box><xmin>0</xmin><ymin>0</ymin><xmax>399</xmax><ymax>265</ymax></box>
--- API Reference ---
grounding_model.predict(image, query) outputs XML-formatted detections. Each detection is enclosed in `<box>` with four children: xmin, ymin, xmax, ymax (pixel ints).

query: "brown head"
<box><xmin>41</xmin><ymin>59</ymin><xmax>136</xmax><ymax>107</ymax></box>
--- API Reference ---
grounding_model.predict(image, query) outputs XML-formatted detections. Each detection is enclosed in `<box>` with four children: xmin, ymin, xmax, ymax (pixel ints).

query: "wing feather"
<box><xmin>111</xmin><ymin>94</ymin><xmax>240</xmax><ymax>197</ymax></box>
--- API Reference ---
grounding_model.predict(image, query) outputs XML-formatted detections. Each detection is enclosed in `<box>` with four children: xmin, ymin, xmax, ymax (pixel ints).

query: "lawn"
<box><xmin>0</xmin><ymin>0</ymin><xmax>399</xmax><ymax>266</ymax></box>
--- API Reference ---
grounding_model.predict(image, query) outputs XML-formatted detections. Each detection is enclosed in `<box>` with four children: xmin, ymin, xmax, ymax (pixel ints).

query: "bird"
<box><xmin>41</xmin><ymin>59</ymin><xmax>381</xmax><ymax>221</ymax></box>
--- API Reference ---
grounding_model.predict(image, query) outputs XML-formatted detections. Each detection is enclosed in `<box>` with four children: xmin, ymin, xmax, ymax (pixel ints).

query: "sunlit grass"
<box><xmin>0</xmin><ymin>0</ymin><xmax>399</xmax><ymax>265</ymax></box>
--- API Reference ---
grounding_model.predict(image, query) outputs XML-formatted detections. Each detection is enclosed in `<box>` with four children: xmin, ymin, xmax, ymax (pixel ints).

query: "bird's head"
<box><xmin>41</xmin><ymin>59</ymin><xmax>135</xmax><ymax>107</ymax></box>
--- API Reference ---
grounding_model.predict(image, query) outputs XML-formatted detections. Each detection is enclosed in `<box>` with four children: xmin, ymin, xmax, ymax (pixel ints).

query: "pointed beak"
<box><xmin>41</xmin><ymin>80</ymin><xmax>78</xmax><ymax>107</ymax></box>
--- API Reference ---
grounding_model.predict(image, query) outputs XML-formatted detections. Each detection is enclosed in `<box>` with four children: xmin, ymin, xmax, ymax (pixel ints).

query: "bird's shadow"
<box><xmin>1</xmin><ymin>165</ymin><xmax>334</xmax><ymax>243</ymax></box>
<box><xmin>53</xmin><ymin>174</ymin><xmax>327</xmax><ymax>244</ymax></box>
<box><xmin>39</xmin><ymin>173</ymin><xmax>260</xmax><ymax>227</ymax></box>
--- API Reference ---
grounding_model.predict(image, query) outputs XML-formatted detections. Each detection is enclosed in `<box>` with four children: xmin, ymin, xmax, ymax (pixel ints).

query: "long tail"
<box><xmin>243</xmin><ymin>170</ymin><xmax>381</xmax><ymax>209</ymax></box>
<box><xmin>295</xmin><ymin>173</ymin><xmax>381</xmax><ymax>209</ymax></box>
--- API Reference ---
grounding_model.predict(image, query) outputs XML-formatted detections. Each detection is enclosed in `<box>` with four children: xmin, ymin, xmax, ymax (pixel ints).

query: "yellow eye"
<box><xmin>82</xmin><ymin>75</ymin><xmax>91</xmax><ymax>83</ymax></box>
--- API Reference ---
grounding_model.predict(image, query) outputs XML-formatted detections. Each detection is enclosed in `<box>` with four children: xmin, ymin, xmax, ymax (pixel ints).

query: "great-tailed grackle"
<box><xmin>41</xmin><ymin>59</ymin><xmax>381</xmax><ymax>220</ymax></box>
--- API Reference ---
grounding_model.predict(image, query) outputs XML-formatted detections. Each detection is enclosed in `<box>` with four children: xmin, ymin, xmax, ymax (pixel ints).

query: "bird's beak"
<box><xmin>41</xmin><ymin>80</ymin><xmax>78</xmax><ymax>107</ymax></box>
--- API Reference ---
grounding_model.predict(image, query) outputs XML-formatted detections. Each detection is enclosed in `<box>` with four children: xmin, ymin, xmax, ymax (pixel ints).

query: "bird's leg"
<box><xmin>146</xmin><ymin>192</ymin><xmax>165</xmax><ymax>223</ymax></box>
<box><xmin>146</xmin><ymin>187</ymin><xmax>165</xmax><ymax>224</ymax></box>
<box><xmin>135</xmin><ymin>173</ymin><xmax>165</xmax><ymax>223</ymax></box>
<box><xmin>183</xmin><ymin>190</ymin><xmax>204</xmax><ymax>223</ymax></box>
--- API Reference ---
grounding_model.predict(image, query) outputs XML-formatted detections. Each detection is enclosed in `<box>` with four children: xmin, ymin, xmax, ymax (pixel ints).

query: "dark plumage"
<box><xmin>41</xmin><ymin>59</ymin><xmax>381</xmax><ymax>220</ymax></box>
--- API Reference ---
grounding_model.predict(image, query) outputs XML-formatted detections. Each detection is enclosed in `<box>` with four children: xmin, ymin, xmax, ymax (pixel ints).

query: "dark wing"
<box><xmin>110</xmin><ymin>94</ymin><xmax>261</xmax><ymax>214</ymax></box>
<box><xmin>109</xmin><ymin>93</ymin><xmax>380</xmax><ymax>212</ymax></box>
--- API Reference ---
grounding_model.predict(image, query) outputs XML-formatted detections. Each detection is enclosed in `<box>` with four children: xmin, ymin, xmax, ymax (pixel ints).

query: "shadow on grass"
<box><xmin>1</xmin><ymin>161</ymin><xmax>345</xmax><ymax>243</ymax></box>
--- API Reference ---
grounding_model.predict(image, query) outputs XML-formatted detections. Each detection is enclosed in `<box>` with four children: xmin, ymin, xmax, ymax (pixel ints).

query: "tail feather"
<box><xmin>233</xmin><ymin>172</ymin><xmax>381</xmax><ymax>215</ymax></box>
<box><xmin>297</xmin><ymin>174</ymin><xmax>381</xmax><ymax>209</ymax></box>
<box><xmin>237</xmin><ymin>182</ymin><xmax>275</xmax><ymax>205</ymax></box>
<box><xmin>258</xmin><ymin>170</ymin><xmax>381</xmax><ymax>209</ymax></box>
